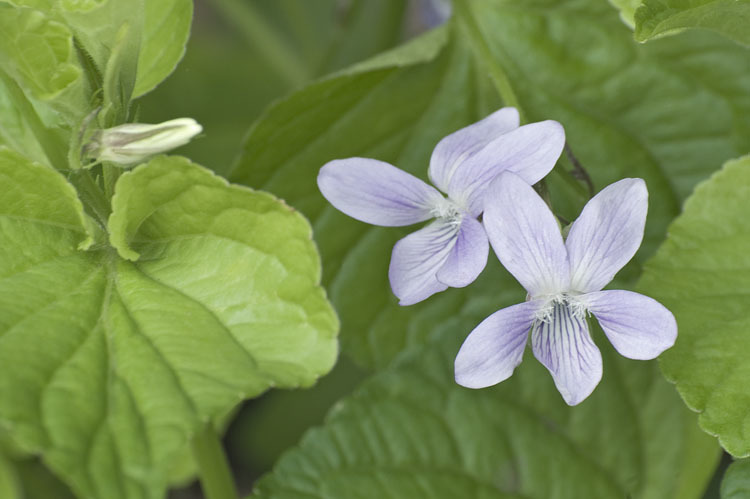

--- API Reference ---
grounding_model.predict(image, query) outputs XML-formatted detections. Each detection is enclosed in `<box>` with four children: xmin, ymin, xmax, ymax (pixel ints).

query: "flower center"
<box><xmin>430</xmin><ymin>197</ymin><xmax>464</xmax><ymax>227</ymax></box>
<box><xmin>533</xmin><ymin>293</ymin><xmax>589</xmax><ymax>323</ymax></box>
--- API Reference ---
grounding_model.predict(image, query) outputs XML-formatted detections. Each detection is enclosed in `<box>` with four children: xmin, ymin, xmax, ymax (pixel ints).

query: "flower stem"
<box><xmin>192</xmin><ymin>425</ymin><xmax>239</xmax><ymax>499</ymax></box>
<box><xmin>453</xmin><ymin>0</ymin><xmax>522</xmax><ymax>119</ymax></box>
<box><xmin>453</xmin><ymin>0</ymin><xmax>593</xmax><ymax>200</ymax></box>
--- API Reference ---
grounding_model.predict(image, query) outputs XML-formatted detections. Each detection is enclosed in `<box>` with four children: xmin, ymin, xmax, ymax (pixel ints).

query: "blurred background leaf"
<box><xmin>721</xmin><ymin>458</ymin><xmax>750</xmax><ymax>498</ymax></box>
<box><xmin>252</xmin><ymin>325</ymin><xmax>718</xmax><ymax>499</ymax></box>
<box><xmin>139</xmin><ymin>0</ymin><xmax>432</xmax><ymax>175</ymax></box>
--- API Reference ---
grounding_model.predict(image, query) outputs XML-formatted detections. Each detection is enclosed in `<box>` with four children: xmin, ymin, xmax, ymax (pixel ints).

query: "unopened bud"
<box><xmin>86</xmin><ymin>118</ymin><xmax>202</xmax><ymax>166</ymax></box>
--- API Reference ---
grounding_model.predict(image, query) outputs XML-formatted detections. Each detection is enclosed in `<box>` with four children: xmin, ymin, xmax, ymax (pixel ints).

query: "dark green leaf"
<box><xmin>253</xmin><ymin>327</ymin><xmax>718</xmax><ymax>499</ymax></box>
<box><xmin>721</xmin><ymin>459</ymin><xmax>750</xmax><ymax>498</ymax></box>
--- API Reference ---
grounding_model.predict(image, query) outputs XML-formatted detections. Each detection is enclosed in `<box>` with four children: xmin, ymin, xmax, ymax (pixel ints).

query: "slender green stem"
<box><xmin>192</xmin><ymin>425</ymin><xmax>239</xmax><ymax>499</ymax></box>
<box><xmin>454</xmin><ymin>0</ymin><xmax>592</xmax><ymax>200</ymax></box>
<box><xmin>453</xmin><ymin>0</ymin><xmax>521</xmax><ymax>117</ymax></box>
<box><xmin>208</xmin><ymin>0</ymin><xmax>309</xmax><ymax>88</ymax></box>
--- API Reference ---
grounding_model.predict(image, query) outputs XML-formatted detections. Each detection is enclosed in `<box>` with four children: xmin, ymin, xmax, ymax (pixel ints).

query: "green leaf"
<box><xmin>635</xmin><ymin>0</ymin><xmax>750</xmax><ymax>46</ymax></box>
<box><xmin>0</xmin><ymin>76</ymin><xmax>50</xmax><ymax>165</ymax></box>
<box><xmin>0</xmin><ymin>452</ymin><xmax>77</xmax><ymax>499</ymax></box>
<box><xmin>133</xmin><ymin>0</ymin><xmax>192</xmax><ymax>97</ymax></box>
<box><xmin>231</xmin><ymin>0</ymin><xmax>750</xmax><ymax>368</ymax></box>
<box><xmin>639</xmin><ymin>156</ymin><xmax>750</xmax><ymax>457</ymax></box>
<box><xmin>4</xmin><ymin>0</ymin><xmax>192</xmax><ymax>103</ymax></box>
<box><xmin>253</xmin><ymin>327</ymin><xmax>718</xmax><ymax>499</ymax></box>
<box><xmin>0</xmin><ymin>153</ymin><xmax>338</xmax><ymax>498</ymax></box>
<box><xmin>608</xmin><ymin>0</ymin><xmax>644</xmax><ymax>27</ymax></box>
<box><xmin>0</xmin><ymin>5</ymin><xmax>86</xmax><ymax>120</ymax></box>
<box><xmin>0</xmin><ymin>453</ymin><xmax>21</xmax><ymax>499</ymax></box>
<box><xmin>722</xmin><ymin>459</ymin><xmax>750</xmax><ymax>498</ymax></box>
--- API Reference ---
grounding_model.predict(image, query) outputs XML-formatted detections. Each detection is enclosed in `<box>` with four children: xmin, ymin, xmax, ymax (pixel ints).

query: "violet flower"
<box><xmin>454</xmin><ymin>172</ymin><xmax>677</xmax><ymax>405</ymax></box>
<box><xmin>317</xmin><ymin>108</ymin><xmax>565</xmax><ymax>305</ymax></box>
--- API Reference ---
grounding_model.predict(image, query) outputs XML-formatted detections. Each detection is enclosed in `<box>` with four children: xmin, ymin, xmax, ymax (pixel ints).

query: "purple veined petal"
<box><xmin>455</xmin><ymin>300</ymin><xmax>542</xmax><ymax>389</ymax></box>
<box><xmin>583</xmin><ymin>290</ymin><xmax>677</xmax><ymax>360</ymax></box>
<box><xmin>566</xmin><ymin>178</ymin><xmax>648</xmax><ymax>293</ymax></box>
<box><xmin>318</xmin><ymin>158</ymin><xmax>444</xmax><ymax>227</ymax></box>
<box><xmin>531</xmin><ymin>302</ymin><xmax>603</xmax><ymax>406</ymax></box>
<box><xmin>436</xmin><ymin>216</ymin><xmax>489</xmax><ymax>288</ymax></box>
<box><xmin>448</xmin><ymin>120</ymin><xmax>565</xmax><ymax>216</ymax></box>
<box><xmin>483</xmin><ymin>172</ymin><xmax>570</xmax><ymax>297</ymax></box>
<box><xmin>428</xmin><ymin>107</ymin><xmax>520</xmax><ymax>193</ymax></box>
<box><xmin>388</xmin><ymin>220</ymin><xmax>459</xmax><ymax>305</ymax></box>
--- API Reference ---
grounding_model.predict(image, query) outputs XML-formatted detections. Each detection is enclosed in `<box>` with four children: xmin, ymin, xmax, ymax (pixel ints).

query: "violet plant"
<box><xmin>318</xmin><ymin>107</ymin><xmax>564</xmax><ymax>304</ymax></box>
<box><xmin>1</xmin><ymin>0</ymin><xmax>750</xmax><ymax>498</ymax></box>
<box><xmin>455</xmin><ymin>172</ymin><xmax>677</xmax><ymax>405</ymax></box>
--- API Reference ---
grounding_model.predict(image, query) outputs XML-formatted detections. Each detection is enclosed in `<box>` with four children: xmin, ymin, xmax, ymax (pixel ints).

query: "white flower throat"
<box><xmin>430</xmin><ymin>197</ymin><xmax>465</xmax><ymax>227</ymax></box>
<box><xmin>534</xmin><ymin>293</ymin><xmax>589</xmax><ymax>323</ymax></box>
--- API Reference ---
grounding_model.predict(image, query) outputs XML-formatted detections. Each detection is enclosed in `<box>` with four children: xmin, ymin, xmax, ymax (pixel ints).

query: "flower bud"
<box><xmin>86</xmin><ymin>118</ymin><xmax>202</xmax><ymax>166</ymax></box>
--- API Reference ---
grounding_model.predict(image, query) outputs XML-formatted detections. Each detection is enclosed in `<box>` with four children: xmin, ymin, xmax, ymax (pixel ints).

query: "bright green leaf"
<box><xmin>608</xmin><ymin>0</ymin><xmax>644</xmax><ymax>27</ymax></box>
<box><xmin>133</xmin><ymin>0</ymin><xmax>192</xmax><ymax>97</ymax></box>
<box><xmin>231</xmin><ymin>0</ymin><xmax>750</xmax><ymax>368</ymax></box>
<box><xmin>3</xmin><ymin>0</ymin><xmax>192</xmax><ymax>103</ymax></box>
<box><xmin>0</xmin><ymin>5</ymin><xmax>86</xmax><ymax>120</ymax></box>
<box><xmin>0</xmin><ymin>153</ymin><xmax>338</xmax><ymax>498</ymax></box>
<box><xmin>253</xmin><ymin>327</ymin><xmax>718</xmax><ymax>499</ymax></box>
<box><xmin>0</xmin><ymin>76</ymin><xmax>50</xmax><ymax>164</ymax></box>
<box><xmin>640</xmin><ymin>156</ymin><xmax>750</xmax><ymax>457</ymax></box>
<box><xmin>635</xmin><ymin>0</ymin><xmax>750</xmax><ymax>46</ymax></box>
<box><xmin>59</xmin><ymin>0</ymin><xmax>192</xmax><ymax>100</ymax></box>
<box><xmin>722</xmin><ymin>459</ymin><xmax>750</xmax><ymax>498</ymax></box>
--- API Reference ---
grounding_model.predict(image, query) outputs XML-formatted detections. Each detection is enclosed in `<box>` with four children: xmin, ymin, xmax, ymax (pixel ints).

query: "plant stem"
<box><xmin>454</xmin><ymin>0</ymin><xmax>592</xmax><ymax>200</ymax></box>
<box><xmin>453</xmin><ymin>0</ymin><xmax>521</xmax><ymax>118</ymax></box>
<box><xmin>192</xmin><ymin>425</ymin><xmax>239</xmax><ymax>499</ymax></box>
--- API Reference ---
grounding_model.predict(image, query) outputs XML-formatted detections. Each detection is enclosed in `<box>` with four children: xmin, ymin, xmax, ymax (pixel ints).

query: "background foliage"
<box><xmin>0</xmin><ymin>0</ymin><xmax>749</xmax><ymax>498</ymax></box>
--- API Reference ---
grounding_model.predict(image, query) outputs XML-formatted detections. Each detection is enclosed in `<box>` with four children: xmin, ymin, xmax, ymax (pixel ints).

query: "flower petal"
<box><xmin>436</xmin><ymin>216</ymin><xmax>489</xmax><ymax>288</ymax></box>
<box><xmin>428</xmin><ymin>107</ymin><xmax>520</xmax><ymax>193</ymax></box>
<box><xmin>566</xmin><ymin>178</ymin><xmax>648</xmax><ymax>293</ymax></box>
<box><xmin>532</xmin><ymin>302</ymin><xmax>602</xmax><ymax>406</ymax></box>
<box><xmin>318</xmin><ymin>158</ymin><xmax>443</xmax><ymax>226</ymax></box>
<box><xmin>454</xmin><ymin>300</ymin><xmax>541</xmax><ymax>389</ymax></box>
<box><xmin>583</xmin><ymin>290</ymin><xmax>677</xmax><ymax>360</ymax></box>
<box><xmin>483</xmin><ymin>172</ymin><xmax>570</xmax><ymax>296</ymax></box>
<box><xmin>388</xmin><ymin>220</ymin><xmax>458</xmax><ymax>305</ymax></box>
<box><xmin>448</xmin><ymin>120</ymin><xmax>565</xmax><ymax>215</ymax></box>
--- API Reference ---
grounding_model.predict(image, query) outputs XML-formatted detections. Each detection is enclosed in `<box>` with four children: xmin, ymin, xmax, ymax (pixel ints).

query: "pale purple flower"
<box><xmin>454</xmin><ymin>172</ymin><xmax>677</xmax><ymax>405</ymax></box>
<box><xmin>317</xmin><ymin>108</ymin><xmax>565</xmax><ymax>305</ymax></box>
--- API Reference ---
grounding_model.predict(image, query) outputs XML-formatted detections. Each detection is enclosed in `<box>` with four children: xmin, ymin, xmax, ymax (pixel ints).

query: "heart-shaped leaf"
<box><xmin>640</xmin><ymin>156</ymin><xmax>750</xmax><ymax>457</ymax></box>
<box><xmin>0</xmin><ymin>150</ymin><xmax>338</xmax><ymax>498</ymax></box>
